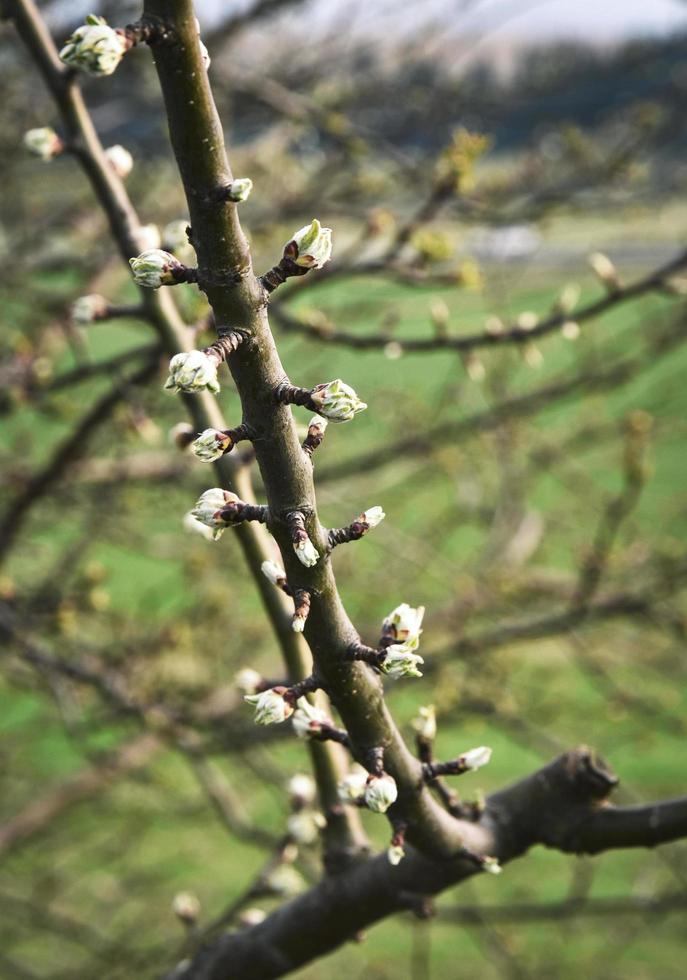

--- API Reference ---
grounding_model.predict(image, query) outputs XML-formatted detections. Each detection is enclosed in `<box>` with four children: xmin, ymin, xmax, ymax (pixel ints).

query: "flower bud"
<box><xmin>309</xmin><ymin>379</ymin><xmax>367</xmax><ymax>423</ymax></box>
<box><xmin>287</xmin><ymin>773</ymin><xmax>316</xmax><ymax>805</ymax></box>
<box><xmin>59</xmin><ymin>15</ymin><xmax>128</xmax><ymax>76</ymax></box>
<box><xmin>382</xmin><ymin>603</ymin><xmax>424</xmax><ymax>644</ymax></box>
<box><xmin>226</xmin><ymin>178</ymin><xmax>253</xmax><ymax>202</ymax></box>
<box><xmin>182</xmin><ymin>512</ymin><xmax>215</xmax><ymax>541</ymax></box>
<box><xmin>358</xmin><ymin>506</ymin><xmax>385</xmax><ymax>528</ymax></box>
<box><xmin>287</xmin><ymin>809</ymin><xmax>326</xmax><ymax>845</ymax></box>
<box><xmin>239</xmin><ymin>907</ymin><xmax>266</xmax><ymax>927</ymax></box>
<box><xmin>337</xmin><ymin>765</ymin><xmax>369</xmax><ymax>804</ymax></box>
<box><xmin>190</xmin><ymin>488</ymin><xmax>239</xmax><ymax>539</ymax></box>
<box><xmin>164</xmin><ymin>350</ymin><xmax>220</xmax><ymax>395</ymax></box>
<box><xmin>244</xmin><ymin>687</ymin><xmax>294</xmax><ymax>725</ymax></box>
<box><xmin>234</xmin><ymin>667</ymin><xmax>262</xmax><ymax>695</ymax></box>
<box><xmin>24</xmin><ymin>127</ymin><xmax>62</xmax><ymax>161</ymax></box>
<box><xmin>411</xmin><ymin>704</ymin><xmax>436</xmax><ymax>741</ymax></box>
<box><xmin>71</xmin><ymin>294</ymin><xmax>108</xmax><ymax>324</ymax></box>
<box><xmin>130</xmin><ymin>249</ymin><xmax>184</xmax><ymax>288</ymax></box>
<box><xmin>588</xmin><ymin>251</ymin><xmax>620</xmax><ymax>291</ymax></box>
<box><xmin>104</xmin><ymin>144</ymin><xmax>133</xmax><ymax>178</ymax></box>
<box><xmin>132</xmin><ymin>224</ymin><xmax>162</xmax><ymax>253</ymax></box>
<box><xmin>387</xmin><ymin>844</ymin><xmax>405</xmax><ymax>866</ymax></box>
<box><xmin>481</xmin><ymin>856</ymin><xmax>502</xmax><ymax>875</ymax></box>
<box><xmin>265</xmin><ymin>864</ymin><xmax>306</xmax><ymax>897</ymax></box>
<box><xmin>191</xmin><ymin>428</ymin><xmax>233</xmax><ymax>462</ymax></box>
<box><xmin>261</xmin><ymin>560</ymin><xmax>286</xmax><ymax>587</ymax></box>
<box><xmin>169</xmin><ymin>422</ymin><xmax>195</xmax><ymax>450</ymax></box>
<box><xmin>292</xmin><ymin>697</ymin><xmax>330</xmax><ymax>739</ymax></box>
<box><xmin>172</xmin><ymin>892</ymin><xmax>200</xmax><ymax>926</ymax></box>
<box><xmin>293</xmin><ymin>535</ymin><xmax>320</xmax><ymax>568</ymax></box>
<box><xmin>199</xmin><ymin>40</ymin><xmax>211</xmax><ymax>70</ymax></box>
<box><xmin>284</xmin><ymin>218</ymin><xmax>333</xmax><ymax>269</ymax></box>
<box><xmin>364</xmin><ymin>772</ymin><xmax>398</xmax><ymax>813</ymax></box>
<box><xmin>379</xmin><ymin>645</ymin><xmax>424</xmax><ymax>679</ymax></box>
<box><xmin>460</xmin><ymin>746</ymin><xmax>492</xmax><ymax>771</ymax></box>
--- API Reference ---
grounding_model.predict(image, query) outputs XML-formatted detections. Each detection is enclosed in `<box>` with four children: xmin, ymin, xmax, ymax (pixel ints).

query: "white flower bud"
<box><xmin>337</xmin><ymin>765</ymin><xmax>369</xmax><ymax>804</ymax></box>
<box><xmin>261</xmin><ymin>560</ymin><xmax>286</xmax><ymax>587</ymax></box>
<box><xmin>239</xmin><ymin>907</ymin><xmax>266</xmax><ymax>927</ymax></box>
<box><xmin>287</xmin><ymin>809</ymin><xmax>326</xmax><ymax>845</ymax></box>
<box><xmin>191</xmin><ymin>428</ymin><xmax>233</xmax><ymax>462</ymax></box>
<box><xmin>309</xmin><ymin>379</ymin><xmax>367</xmax><ymax>423</ymax></box>
<box><xmin>164</xmin><ymin>350</ymin><xmax>220</xmax><ymax>395</ymax></box>
<box><xmin>172</xmin><ymin>892</ymin><xmax>200</xmax><ymax>925</ymax></box>
<box><xmin>516</xmin><ymin>311</ymin><xmax>539</xmax><ymax>332</ymax></box>
<box><xmin>226</xmin><ymin>178</ymin><xmax>253</xmax><ymax>202</ymax></box>
<box><xmin>293</xmin><ymin>535</ymin><xmax>320</xmax><ymax>568</ymax></box>
<box><xmin>292</xmin><ymin>697</ymin><xmax>330</xmax><ymax>739</ymax></box>
<box><xmin>287</xmin><ymin>773</ymin><xmax>316</xmax><ymax>804</ymax></box>
<box><xmin>379</xmin><ymin>645</ymin><xmax>424</xmax><ymax>679</ymax></box>
<box><xmin>190</xmin><ymin>488</ymin><xmax>239</xmax><ymax>539</ymax></box>
<box><xmin>130</xmin><ymin>249</ymin><xmax>183</xmax><ymax>289</ymax></box>
<box><xmin>24</xmin><ymin>127</ymin><xmax>62</xmax><ymax>161</ymax></box>
<box><xmin>308</xmin><ymin>414</ymin><xmax>328</xmax><ymax>434</ymax></box>
<box><xmin>234</xmin><ymin>667</ymin><xmax>262</xmax><ymax>695</ymax></box>
<box><xmin>481</xmin><ymin>856</ymin><xmax>502</xmax><ymax>875</ymax></box>
<box><xmin>104</xmin><ymin>144</ymin><xmax>133</xmax><ymax>178</ymax></box>
<box><xmin>292</xmin><ymin>614</ymin><xmax>306</xmax><ymax>633</ymax></box>
<box><xmin>562</xmin><ymin>320</ymin><xmax>581</xmax><ymax>341</ymax></box>
<box><xmin>382</xmin><ymin>603</ymin><xmax>425</xmax><ymax>644</ymax></box>
<box><xmin>59</xmin><ymin>15</ymin><xmax>128</xmax><ymax>76</ymax></box>
<box><xmin>411</xmin><ymin>705</ymin><xmax>436</xmax><ymax>741</ymax></box>
<box><xmin>284</xmin><ymin>218</ymin><xmax>333</xmax><ymax>269</ymax></box>
<box><xmin>265</xmin><ymin>864</ymin><xmax>306</xmax><ymax>897</ymax></box>
<box><xmin>132</xmin><ymin>224</ymin><xmax>162</xmax><ymax>253</ymax></box>
<box><xmin>244</xmin><ymin>687</ymin><xmax>294</xmax><ymax>725</ymax></box>
<box><xmin>359</xmin><ymin>506</ymin><xmax>385</xmax><ymax>528</ymax></box>
<box><xmin>71</xmin><ymin>294</ymin><xmax>108</xmax><ymax>324</ymax></box>
<box><xmin>387</xmin><ymin>844</ymin><xmax>405</xmax><ymax>866</ymax></box>
<box><xmin>364</xmin><ymin>772</ymin><xmax>398</xmax><ymax>813</ymax></box>
<box><xmin>588</xmin><ymin>251</ymin><xmax>620</xmax><ymax>290</ymax></box>
<box><xmin>199</xmin><ymin>40</ymin><xmax>211</xmax><ymax>69</ymax></box>
<box><xmin>182</xmin><ymin>511</ymin><xmax>215</xmax><ymax>541</ymax></box>
<box><xmin>460</xmin><ymin>746</ymin><xmax>492</xmax><ymax>771</ymax></box>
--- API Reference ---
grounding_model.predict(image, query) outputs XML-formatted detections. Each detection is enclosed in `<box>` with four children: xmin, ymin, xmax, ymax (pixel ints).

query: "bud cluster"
<box><xmin>164</xmin><ymin>350</ymin><xmax>220</xmax><ymax>395</ymax></box>
<box><xmin>59</xmin><ymin>15</ymin><xmax>129</xmax><ymax>76</ymax></box>
<box><xmin>190</xmin><ymin>488</ymin><xmax>267</xmax><ymax>540</ymax></box>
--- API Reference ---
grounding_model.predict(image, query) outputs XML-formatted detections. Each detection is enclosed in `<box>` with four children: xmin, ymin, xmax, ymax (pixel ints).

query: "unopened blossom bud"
<box><xmin>382</xmin><ymin>603</ymin><xmax>424</xmax><ymax>644</ymax></box>
<box><xmin>379</xmin><ymin>645</ymin><xmax>424</xmax><ymax>679</ymax></box>
<box><xmin>244</xmin><ymin>687</ymin><xmax>294</xmax><ymax>725</ymax></box>
<box><xmin>284</xmin><ymin>218</ymin><xmax>333</xmax><ymax>269</ymax></box>
<box><xmin>192</xmin><ymin>428</ymin><xmax>233</xmax><ymax>462</ymax></box>
<box><xmin>307</xmin><ymin>414</ymin><xmax>328</xmax><ymax>435</ymax></box>
<box><xmin>172</xmin><ymin>892</ymin><xmax>200</xmax><ymax>926</ymax></box>
<box><xmin>190</xmin><ymin>488</ymin><xmax>239</xmax><ymax>539</ymax></box>
<box><xmin>588</xmin><ymin>251</ymin><xmax>620</xmax><ymax>291</ymax></box>
<box><xmin>164</xmin><ymin>350</ymin><xmax>220</xmax><ymax>395</ymax></box>
<box><xmin>337</xmin><ymin>766</ymin><xmax>369</xmax><ymax>804</ymax></box>
<box><xmin>460</xmin><ymin>746</ymin><xmax>492</xmax><ymax>771</ymax></box>
<box><xmin>199</xmin><ymin>40</ymin><xmax>211</xmax><ymax>69</ymax></box>
<box><xmin>130</xmin><ymin>249</ymin><xmax>184</xmax><ymax>289</ymax></box>
<box><xmin>261</xmin><ymin>560</ymin><xmax>286</xmax><ymax>587</ymax></box>
<box><xmin>104</xmin><ymin>144</ymin><xmax>133</xmax><ymax>178</ymax></box>
<box><xmin>24</xmin><ymin>127</ymin><xmax>63</xmax><ymax>161</ymax></box>
<box><xmin>239</xmin><ymin>907</ymin><xmax>266</xmax><ymax>927</ymax></box>
<box><xmin>293</xmin><ymin>535</ymin><xmax>319</xmax><ymax>568</ymax></box>
<box><xmin>561</xmin><ymin>320</ymin><xmax>581</xmax><ymax>341</ymax></box>
<box><xmin>265</xmin><ymin>864</ymin><xmax>306</xmax><ymax>897</ymax></box>
<box><xmin>59</xmin><ymin>15</ymin><xmax>128</xmax><ymax>76</ymax></box>
<box><xmin>481</xmin><ymin>856</ymin><xmax>502</xmax><ymax>875</ymax></box>
<box><xmin>132</xmin><ymin>223</ymin><xmax>161</xmax><ymax>253</ymax></box>
<box><xmin>226</xmin><ymin>178</ymin><xmax>253</xmax><ymax>202</ymax></box>
<box><xmin>182</xmin><ymin>511</ymin><xmax>215</xmax><ymax>541</ymax></box>
<box><xmin>292</xmin><ymin>697</ymin><xmax>330</xmax><ymax>739</ymax></box>
<box><xmin>287</xmin><ymin>773</ymin><xmax>316</xmax><ymax>805</ymax></box>
<box><xmin>358</xmin><ymin>506</ymin><xmax>385</xmax><ymax>528</ymax></box>
<box><xmin>364</xmin><ymin>772</ymin><xmax>398</xmax><ymax>813</ymax></box>
<box><xmin>71</xmin><ymin>293</ymin><xmax>108</xmax><ymax>324</ymax></box>
<box><xmin>411</xmin><ymin>705</ymin><xmax>436</xmax><ymax>742</ymax></box>
<box><xmin>234</xmin><ymin>667</ymin><xmax>262</xmax><ymax>695</ymax></box>
<box><xmin>309</xmin><ymin>379</ymin><xmax>367</xmax><ymax>423</ymax></box>
<box><xmin>387</xmin><ymin>844</ymin><xmax>405</xmax><ymax>866</ymax></box>
<box><xmin>555</xmin><ymin>282</ymin><xmax>580</xmax><ymax>314</ymax></box>
<box><xmin>287</xmin><ymin>809</ymin><xmax>326</xmax><ymax>845</ymax></box>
